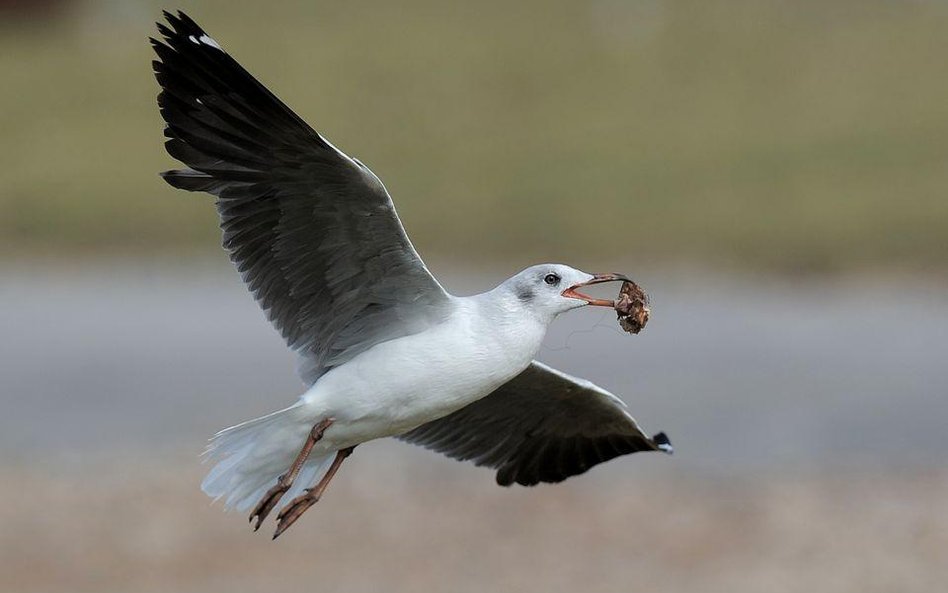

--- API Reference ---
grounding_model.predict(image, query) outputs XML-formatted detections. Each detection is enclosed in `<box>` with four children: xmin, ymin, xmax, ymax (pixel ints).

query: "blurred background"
<box><xmin>1</xmin><ymin>0</ymin><xmax>946</xmax><ymax>591</ymax></box>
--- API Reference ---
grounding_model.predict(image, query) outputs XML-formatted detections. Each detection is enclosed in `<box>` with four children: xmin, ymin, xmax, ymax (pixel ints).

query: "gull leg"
<box><xmin>249</xmin><ymin>417</ymin><xmax>334</xmax><ymax>531</ymax></box>
<box><xmin>272</xmin><ymin>446</ymin><xmax>355</xmax><ymax>539</ymax></box>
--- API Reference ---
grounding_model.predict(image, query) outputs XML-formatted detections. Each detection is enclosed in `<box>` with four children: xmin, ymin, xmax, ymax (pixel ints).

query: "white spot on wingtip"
<box><xmin>188</xmin><ymin>34</ymin><xmax>199</xmax><ymax>44</ymax></box>
<box><xmin>199</xmin><ymin>34</ymin><xmax>223</xmax><ymax>50</ymax></box>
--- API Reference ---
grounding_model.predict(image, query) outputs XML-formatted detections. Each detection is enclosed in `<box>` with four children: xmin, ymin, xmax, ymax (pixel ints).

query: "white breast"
<box><xmin>299</xmin><ymin>295</ymin><xmax>547</xmax><ymax>447</ymax></box>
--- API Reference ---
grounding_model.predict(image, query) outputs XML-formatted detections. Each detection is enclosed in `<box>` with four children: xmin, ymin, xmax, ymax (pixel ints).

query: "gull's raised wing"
<box><xmin>152</xmin><ymin>12</ymin><xmax>451</xmax><ymax>383</ymax></box>
<box><xmin>399</xmin><ymin>361</ymin><xmax>672</xmax><ymax>486</ymax></box>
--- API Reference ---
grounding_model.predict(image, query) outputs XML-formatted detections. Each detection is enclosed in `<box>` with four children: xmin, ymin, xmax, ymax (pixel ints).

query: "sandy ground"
<box><xmin>2</xmin><ymin>452</ymin><xmax>945</xmax><ymax>593</ymax></box>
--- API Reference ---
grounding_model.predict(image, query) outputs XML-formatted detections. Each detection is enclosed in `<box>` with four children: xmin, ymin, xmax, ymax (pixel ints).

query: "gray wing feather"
<box><xmin>399</xmin><ymin>361</ymin><xmax>672</xmax><ymax>486</ymax></box>
<box><xmin>152</xmin><ymin>12</ymin><xmax>451</xmax><ymax>382</ymax></box>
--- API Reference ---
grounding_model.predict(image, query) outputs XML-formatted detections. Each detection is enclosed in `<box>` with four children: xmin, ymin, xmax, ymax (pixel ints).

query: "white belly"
<box><xmin>298</xmin><ymin>302</ymin><xmax>545</xmax><ymax>449</ymax></box>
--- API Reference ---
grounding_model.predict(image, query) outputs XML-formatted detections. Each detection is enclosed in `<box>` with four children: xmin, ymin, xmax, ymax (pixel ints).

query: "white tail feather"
<box><xmin>201</xmin><ymin>404</ymin><xmax>334</xmax><ymax>511</ymax></box>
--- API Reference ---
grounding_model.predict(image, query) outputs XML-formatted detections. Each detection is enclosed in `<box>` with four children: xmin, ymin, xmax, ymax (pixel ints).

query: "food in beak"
<box><xmin>561</xmin><ymin>273</ymin><xmax>630</xmax><ymax>307</ymax></box>
<box><xmin>562</xmin><ymin>273</ymin><xmax>650</xmax><ymax>334</ymax></box>
<box><xmin>614</xmin><ymin>280</ymin><xmax>650</xmax><ymax>334</ymax></box>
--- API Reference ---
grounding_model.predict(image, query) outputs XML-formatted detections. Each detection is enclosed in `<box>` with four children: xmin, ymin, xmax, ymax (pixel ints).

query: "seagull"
<box><xmin>152</xmin><ymin>11</ymin><xmax>671</xmax><ymax>539</ymax></box>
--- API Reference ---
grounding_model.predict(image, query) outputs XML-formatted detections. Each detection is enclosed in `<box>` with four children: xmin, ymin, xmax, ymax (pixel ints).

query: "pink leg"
<box><xmin>248</xmin><ymin>417</ymin><xmax>334</xmax><ymax>531</ymax></box>
<box><xmin>272</xmin><ymin>446</ymin><xmax>355</xmax><ymax>540</ymax></box>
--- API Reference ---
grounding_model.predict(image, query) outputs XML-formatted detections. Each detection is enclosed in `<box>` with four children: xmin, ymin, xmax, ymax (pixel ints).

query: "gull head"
<box><xmin>505</xmin><ymin>264</ymin><xmax>630</xmax><ymax>320</ymax></box>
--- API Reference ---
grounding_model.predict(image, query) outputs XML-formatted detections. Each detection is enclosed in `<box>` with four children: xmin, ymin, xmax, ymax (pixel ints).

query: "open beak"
<box><xmin>561</xmin><ymin>272</ymin><xmax>630</xmax><ymax>307</ymax></box>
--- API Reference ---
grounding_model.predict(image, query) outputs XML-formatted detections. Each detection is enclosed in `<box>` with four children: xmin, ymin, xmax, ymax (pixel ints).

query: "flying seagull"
<box><xmin>151</xmin><ymin>11</ymin><xmax>671</xmax><ymax>539</ymax></box>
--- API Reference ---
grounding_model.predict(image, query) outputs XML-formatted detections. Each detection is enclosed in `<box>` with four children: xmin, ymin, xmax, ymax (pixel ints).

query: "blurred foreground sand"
<box><xmin>2</xmin><ymin>453</ymin><xmax>945</xmax><ymax>593</ymax></box>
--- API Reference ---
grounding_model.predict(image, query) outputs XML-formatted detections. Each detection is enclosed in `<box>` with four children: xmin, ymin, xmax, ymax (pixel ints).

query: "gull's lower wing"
<box><xmin>152</xmin><ymin>11</ymin><xmax>451</xmax><ymax>383</ymax></box>
<box><xmin>399</xmin><ymin>361</ymin><xmax>672</xmax><ymax>486</ymax></box>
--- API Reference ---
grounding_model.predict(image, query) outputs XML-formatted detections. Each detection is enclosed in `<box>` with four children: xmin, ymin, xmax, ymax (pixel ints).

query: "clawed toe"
<box><xmin>246</xmin><ymin>444</ymin><xmax>353</xmax><ymax>540</ymax></box>
<box><xmin>273</xmin><ymin>490</ymin><xmax>320</xmax><ymax>539</ymax></box>
<box><xmin>249</xmin><ymin>481</ymin><xmax>289</xmax><ymax>531</ymax></box>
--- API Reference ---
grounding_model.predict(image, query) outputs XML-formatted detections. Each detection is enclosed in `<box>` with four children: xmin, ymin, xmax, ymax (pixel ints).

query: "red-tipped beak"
<box><xmin>561</xmin><ymin>272</ymin><xmax>630</xmax><ymax>307</ymax></box>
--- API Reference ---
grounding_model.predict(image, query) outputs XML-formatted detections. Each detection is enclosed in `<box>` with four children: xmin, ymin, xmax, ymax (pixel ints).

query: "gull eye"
<box><xmin>544</xmin><ymin>273</ymin><xmax>560</xmax><ymax>286</ymax></box>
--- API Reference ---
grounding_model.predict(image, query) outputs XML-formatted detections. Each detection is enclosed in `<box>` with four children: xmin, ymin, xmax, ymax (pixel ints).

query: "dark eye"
<box><xmin>544</xmin><ymin>273</ymin><xmax>560</xmax><ymax>286</ymax></box>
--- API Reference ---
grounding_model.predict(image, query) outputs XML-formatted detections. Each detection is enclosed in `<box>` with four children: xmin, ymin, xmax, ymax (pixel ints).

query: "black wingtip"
<box><xmin>154</xmin><ymin>10</ymin><xmax>230</xmax><ymax>60</ymax></box>
<box><xmin>154</xmin><ymin>22</ymin><xmax>172</xmax><ymax>43</ymax></box>
<box><xmin>156</xmin><ymin>9</ymin><xmax>208</xmax><ymax>40</ymax></box>
<box><xmin>174</xmin><ymin>10</ymin><xmax>203</xmax><ymax>32</ymax></box>
<box><xmin>161</xmin><ymin>9</ymin><xmax>183</xmax><ymax>28</ymax></box>
<box><xmin>652</xmin><ymin>432</ymin><xmax>673</xmax><ymax>455</ymax></box>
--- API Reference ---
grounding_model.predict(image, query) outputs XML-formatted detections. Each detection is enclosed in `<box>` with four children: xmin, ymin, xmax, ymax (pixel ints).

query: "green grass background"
<box><xmin>2</xmin><ymin>0</ymin><xmax>946</xmax><ymax>272</ymax></box>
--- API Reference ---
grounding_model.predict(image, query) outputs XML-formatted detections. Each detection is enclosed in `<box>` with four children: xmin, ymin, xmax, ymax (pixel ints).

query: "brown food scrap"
<box><xmin>614</xmin><ymin>280</ymin><xmax>650</xmax><ymax>334</ymax></box>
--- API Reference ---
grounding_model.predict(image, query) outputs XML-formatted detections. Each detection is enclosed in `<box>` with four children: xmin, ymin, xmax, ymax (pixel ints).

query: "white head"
<box><xmin>500</xmin><ymin>263</ymin><xmax>629</xmax><ymax>322</ymax></box>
